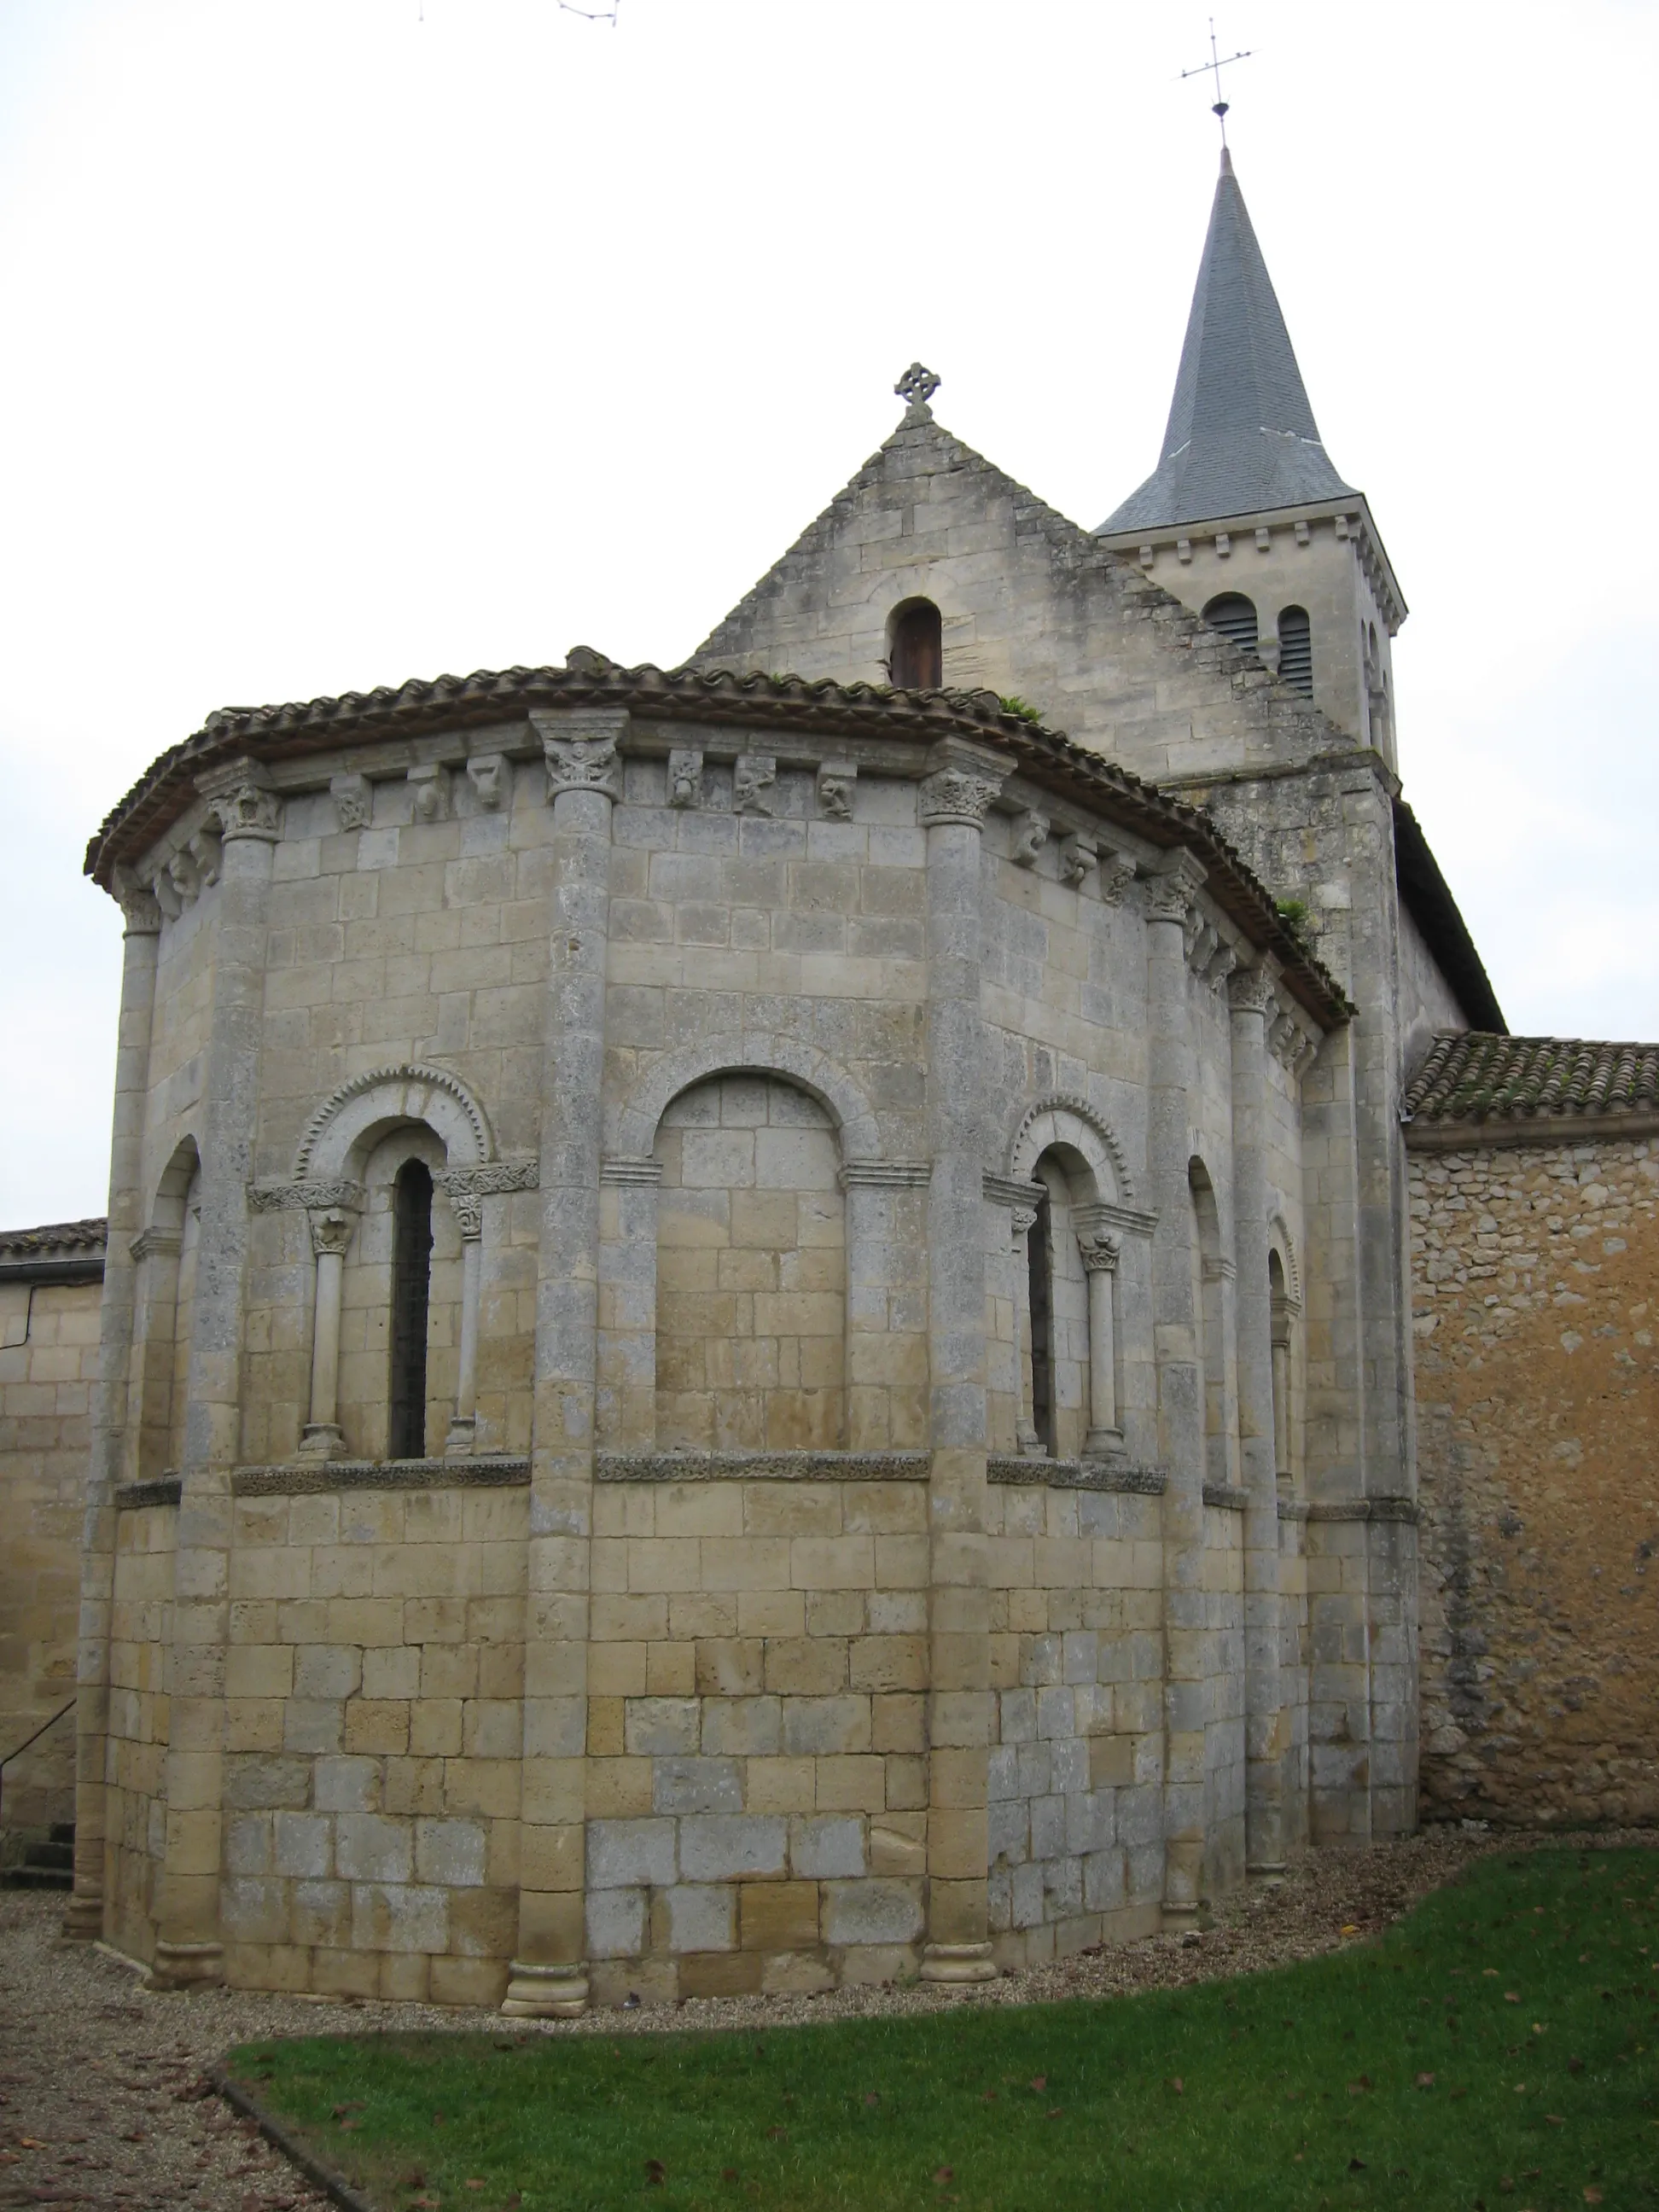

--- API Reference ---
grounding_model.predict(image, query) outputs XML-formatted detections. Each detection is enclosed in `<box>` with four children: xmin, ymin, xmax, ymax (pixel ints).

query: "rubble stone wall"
<box><xmin>1412</xmin><ymin>1132</ymin><xmax>1659</xmax><ymax>1826</ymax></box>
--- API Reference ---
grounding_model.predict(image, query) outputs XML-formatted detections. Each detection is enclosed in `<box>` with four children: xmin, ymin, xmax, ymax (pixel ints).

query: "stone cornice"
<box><xmin>596</xmin><ymin>1449</ymin><xmax>930</xmax><ymax>1483</ymax></box>
<box><xmin>114</xmin><ymin>1479</ymin><xmax>183</xmax><ymax>1510</ymax></box>
<box><xmin>232</xmin><ymin>1457</ymin><xmax>530</xmax><ymax>1495</ymax></box>
<box><xmin>988</xmin><ymin>1456</ymin><xmax>1167</xmax><ymax>1494</ymax></box>
<box><xmin>81</xmin><ymin>654</ymin><xmax>1349</xmax><ymax>1027</ymax></box>
<box><xmin>1404</xmin><ymin>1110</ymin><xmax>1659</xmax><ymax>1153</ymax></box>
<box><xmin>1304</xmin><ymin>1495</ymin><xmax>1419</xmax><ymax>1524</ymax></box>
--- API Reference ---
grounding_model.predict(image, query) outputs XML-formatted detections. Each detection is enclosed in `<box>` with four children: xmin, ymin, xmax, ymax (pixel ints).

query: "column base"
<box><xmin>61</xmin><ymin>1889</ymin><xmax>103</xmax><ymax>1942</ymax></box>
<box><xmin>147</xmin><ymin>1939</ymin><xmax>225</xmax><ymax>1991</ymax></box>
<box><xmin>1246</xmin><ymin>1860</ymin><xmax>1288</xmax><ymax>1883</ymax></box>
<box><xmin>1160</xmin><ymin>1901</ymin><xmax>1203</xmax><ymax>1934</ymax></box>
<box><xmin>1015</xmin><ymin>1429</ymin><xmax>1046</xmax><ymax>1460</ymax></box>
<box><xmin>919</xmin><ymin>1941</ymin><xmax>998</xmax><ymax>1985</ymax></box>
<box><xmin>444</xmin><ymin>1417</ymin><xmax>477</xmax><ymax>1459</ymax></box>
<box><xmin>501</xmin><ymin>1959</ymin><xmax>590</xmax><ymax>2018</ymax></box>
<box><xmin>1081</xmin><ymin>1429</ymin><xmax>1126</xmax><ymax>1461</ymax></box>
<box><xmin>297</xmin><ymin>1423</ymin><xmax>348</xmax><ymax>1463</ymax></box>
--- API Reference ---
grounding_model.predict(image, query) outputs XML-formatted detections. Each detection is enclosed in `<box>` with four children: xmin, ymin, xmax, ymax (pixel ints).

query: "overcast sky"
<box><xmin>1</xmin><ymin>0</ymin><xmax>1654</xmax><ymax>1226</ymax></box>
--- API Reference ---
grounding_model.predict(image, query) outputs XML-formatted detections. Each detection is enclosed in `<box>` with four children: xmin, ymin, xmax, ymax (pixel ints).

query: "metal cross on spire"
<box><xmin>1179</xmin><ymin>18</ymin><xmax>1253</xmax><ymax>146</ymax></box>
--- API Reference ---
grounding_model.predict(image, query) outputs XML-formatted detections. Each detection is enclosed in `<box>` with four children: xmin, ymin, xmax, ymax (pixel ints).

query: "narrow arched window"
<box><xmin>1202</xmin><ymin>592</ymin><xmax>1258</xmax><ymax>656</ymax></box>
<box><xmin>1269</xmin><ymin>1249</ymin><xmax>1292</xmax><ymax>1482</ymax></box>
<box><xmin>1277</xmin><ymin>606</ymin><xmax>1313</xmax><ymax>695</ymax></box>
<box><xmin>1026</xmin><ymin>1188</ymin><xmax>1055</xmax><ymax>1453</ymax></box>
<box><xmin>889</xmin><ymin>599</ymin><xmax>942</xmax><ymax>689</ymax></box>
<box><xmin>389</xmin><ymin>1159</ymin><xmax>434</xmax><ymax>1459</ymax></box>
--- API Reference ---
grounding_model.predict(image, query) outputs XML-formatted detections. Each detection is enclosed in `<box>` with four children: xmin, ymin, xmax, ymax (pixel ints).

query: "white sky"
<box><xmin>1</xmin><ymin>0</ymin><xmax>1655</xmax><ymax>1226</ymax></box>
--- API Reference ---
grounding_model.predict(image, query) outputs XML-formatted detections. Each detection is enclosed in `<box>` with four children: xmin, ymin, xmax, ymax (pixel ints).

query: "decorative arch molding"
<box><xmin>610</xmin><ymin>1034</ymin><xmax>882</xmax><ymax>1162</ymax></box>
<box><xmin>295</xmin><ymin>1062</ymin><xmax>495</xmax><ymax>1181</ymax></box>
<box><xmin>1008</xmin><ymin>1095</ymin><xmax>1134</xmax><ymax>1208</ymax></box>
<box><xmin>1268</xmin><ymin>1213</ymin><xmax>1302</xmax><ymax>1309</ymax></box>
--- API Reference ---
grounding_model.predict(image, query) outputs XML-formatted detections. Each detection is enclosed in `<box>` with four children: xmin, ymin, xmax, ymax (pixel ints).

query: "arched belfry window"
<box><xmin>889</xmin><ymin>599</ymin><xmax>942</xmax><ymax>690</ymax></box>
<box><xmin>1277</xmin><ymin>605</ymin><xmax>1313</xmax><ymax>695</ymax></box>
<box><xmin>1203</xmin><ymin>592</ymin><xmax>1258</xmax><ymax>657</ymax></box>
<box><xmin>389</xmin><ymin>1159</ymin><xmax>434</xmax><ymax>1459</ymax></box>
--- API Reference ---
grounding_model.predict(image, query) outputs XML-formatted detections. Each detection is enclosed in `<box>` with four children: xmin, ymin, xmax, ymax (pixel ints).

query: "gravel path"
<box><xmin>3</xmin><ymin>1825</ymin><xmax>1654</xmax><ymax>2209</ymax></box>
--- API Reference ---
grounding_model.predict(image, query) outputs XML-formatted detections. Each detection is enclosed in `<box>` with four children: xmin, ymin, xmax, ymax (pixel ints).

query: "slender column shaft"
<box><xmin>1144</xmin><ymin>853</ymin><xmax>1207</xmax><ymax>1926</ymax></box>
<box><xmin>506</xmin><ymin>710</ymin><xmax>622</xmax><ymax>2020</ymax></box>
<box><xmin>1229</xmin><ymin>963</ymin><xmax>1286</xmax><ymax>1875</ymax></box>
<box><xmin>153</xmin><ymin>766</ymin><xmax>281</xmax><ymax>1988</ymax></box>
<box><xmin>1080</xmin><ymin>1237</ymin><xmax>1121</xmax><ymax>1446</ymax></box>
<box><xmin>309</xmin><ymin>1250</ymin><xmax>344</xmax><ymax>1430</ymax></box>
<box><xmin>1011</xmin><ymin>1205</ymin><xmax>1041</xmax><ymax>1455</ymax></box>
<box><xmin>65</xmin><ymin>886</ymin><xmax>161</xmax><ymax>1940</ymax></box>
<box><xmin>917</xmin><ymin>743</ymin><xmax>1006</xmax><ymax>1985</ymax></box>
<box><xmin>454</xmin><ymin>1232</ymin><xmax>481</xmax><ymax>1429</ymax></box>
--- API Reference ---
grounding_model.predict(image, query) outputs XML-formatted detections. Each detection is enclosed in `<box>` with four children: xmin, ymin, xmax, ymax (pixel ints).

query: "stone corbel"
<box><xmin>1096</xmin><ymin>849</ymin><xmax>1137</xmax><ymax>907</ymax></box>
<box><xmin>1057</xmin><ymin>832</ymin><xmax>1097</xmax><ymax>888</ymax></box>
<box><xmin>166</xmin><ymin>848</ymin><xmax>200</xmax><ymax>907</ymax></box>
<box><xmin>816</xmin><ymin>760</ymin><xmax>857</xmax><ymax>821</ymax></box>
<box><xmin>408</xmin><ymin>764</ymin><xmax>450</xmax><ymax>824</ymax></box>
<box><xmin>148</xmin><ymin>870</ymin><xmax>183</xmax><ymax>921</ymax></box>
<box><xmin>330</xmin><ymin>774</ymin><xmax>372</xmax><ymax>832</ymax></box>
<box><xmin>733</xmin><ymin>753</ymin><xmax>777</xmax><ymax>815</ymax></box>
<box><xmin>533</xmin><ymin>709</ymin><xmax>627</xmax><ymax>801</ymax></box>
<box><xmin>189</xmin><ymin>819</ymin><xmax>223</xmax><ymax>889</ymax></box>
<box><xmin>466</xmin><ymin>754</ymin><xmax>509</xmax><ymax>811</ymax></box>
<box><xmin>1010</xmin><ymin>809</ymin><xmax>1050</xmax><ymax>866</ymax></box>
<box><xmin>1187</xmin><ymin>918</ymin><xmax>1220</xmax><ymax>974</ymax></box>
<box><xmin>1204</xmin><ymin>941</ymin><xmax>1239</xmax><ymax>992</ymax></box>
<box><xmin>667</xmin><ymin>748</ymin><xmax>703</xmax><ymax>809</ymax></box>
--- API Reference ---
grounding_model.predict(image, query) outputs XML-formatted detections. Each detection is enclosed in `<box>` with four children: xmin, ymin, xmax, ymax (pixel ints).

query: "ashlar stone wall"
<box><xmin>1412</xmin><ymin>1133</ymin><xmax>1659</xmax><ymax>1827</ymax></box>
<box><xmin>0</xmin><ymin>1276</ymin><xmax>102</xmax><ymax>1845</ymax></box>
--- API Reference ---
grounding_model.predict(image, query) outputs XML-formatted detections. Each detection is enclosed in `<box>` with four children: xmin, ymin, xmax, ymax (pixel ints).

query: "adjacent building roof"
<box><xmin>1098</xmin><ymin>150</ymin><xmax>1357</xmax><ymax>534</ymax></box>
<box><xmin>1393</xmin><ymin>800</ymin><xmax>1505</xmax><ymax>1033</ymax></box>
<box><xmin>1404</xmin><ymin>1033</ymin><xmax>1659</xmax><ymax>1137</ymax></box>
<box><xmin>0</xmin><ymin>1218</ymin><xmax>108</xmax><ymax>1284</ymax></box>
<box><xmin>82</xmin><ymin>651</ymin><xmax>1351</xmax><ymax>1027</ymax></box>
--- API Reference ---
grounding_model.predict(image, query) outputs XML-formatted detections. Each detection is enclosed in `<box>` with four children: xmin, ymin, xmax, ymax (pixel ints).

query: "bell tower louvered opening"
<box><xmin>1278</xmin><ymin>605</ymin><xmax>1313</xmax><ymax>694</ymax></box>
<box><xmin>1202</xmin><ymin>591</ymin><xmax>1258</xmax><ymax>657</ymax></box>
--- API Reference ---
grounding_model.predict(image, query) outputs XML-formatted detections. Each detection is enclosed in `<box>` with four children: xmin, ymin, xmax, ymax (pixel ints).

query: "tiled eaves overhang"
<box><xmin>0</xmin><ymin>1216</ymin><xmax>108</xmax><ymax>1285</ymax></box>
<box><xmin>1402</xmin><ymin>1033</ymin><xmax>1659</xmax><ymax>1150</ymax></box>
<box><xmin>83</xmin><ymin>654</ymin><xmax>1351</xmax><ymax>1030</ymax></box>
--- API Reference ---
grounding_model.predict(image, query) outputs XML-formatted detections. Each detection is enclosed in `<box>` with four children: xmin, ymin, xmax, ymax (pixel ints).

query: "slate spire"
<box><xmin>1098</xmin><ymin>148</ymin><xmax>1356</xmax><ymax>533</ymax></box>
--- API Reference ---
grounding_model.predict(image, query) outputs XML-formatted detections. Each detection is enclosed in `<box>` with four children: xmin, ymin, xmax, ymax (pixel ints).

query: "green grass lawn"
<box><xmin>226</xmin><ymin>1848</ymin><xmax>1659</xmax><ymax>2212</ymax></box>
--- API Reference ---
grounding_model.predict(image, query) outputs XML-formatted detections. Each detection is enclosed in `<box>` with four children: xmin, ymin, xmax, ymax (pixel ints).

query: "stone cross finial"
<box><xmin>894</xmin><ymin>362</ymin><xmax>940</xmax><ymax>412</ymax></box>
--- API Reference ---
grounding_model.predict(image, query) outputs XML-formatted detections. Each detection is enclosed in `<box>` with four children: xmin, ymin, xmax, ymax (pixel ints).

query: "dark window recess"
<box><xmin>890</xmin><ymin>601</ymin><xmax>942</xmax><ymax>689</ymax></box>
<box><xmin>1202</xmin><ymin>591</ymin><xmax>1259</xmax><ymax>656</ymax></box>
<box><xmin>1026</xmin><ymin>1191</ymin><xmax>1054</xmax><ymax>1453</ymax></box>
<box><xmin>1278</xmin><ymin>605</ymin><xmax>1313</xmax><ymax>694</ymax></box>
<box><xmin>389</xmin><ymin>1160</ymin><xmax>434</xmax><ymax>1460</ymax></box>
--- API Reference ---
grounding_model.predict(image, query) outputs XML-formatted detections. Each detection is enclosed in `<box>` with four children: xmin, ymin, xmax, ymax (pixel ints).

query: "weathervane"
<box><xmin>1179</xmin><ymin>19</ymin><xmax>1253</xmax><ymax>146</ymax></box>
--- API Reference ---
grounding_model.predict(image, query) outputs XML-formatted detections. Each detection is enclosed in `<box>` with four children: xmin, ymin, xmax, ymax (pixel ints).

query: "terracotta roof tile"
<box><xmin>0</xmin><ymin>1218</ymin><xmax>108</xmax><ymax>1257</ymax></box>
<box><xmin>1403</xmin><ymin>1033</ymin><xmax>1659</xmax><ymax>1126</ymax></box>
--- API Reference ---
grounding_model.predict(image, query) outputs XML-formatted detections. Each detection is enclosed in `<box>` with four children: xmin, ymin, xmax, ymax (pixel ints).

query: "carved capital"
<box><xmin>130</xmin><ymin>1225</ymin><xmax>182</xmax><ymax>1264</ymax></box>
<box><xmin>119</xmin><ymin>884</ymin><xmax>164</xmax><ymax>936</ymax></box>
<box><xmin>917</xmin><ymin>765</ymin><xmax>1004</xmax><ymax>828</ymax></box>
<box><xmin>1228</xmin><ymin>963</ymin><xmax>1280</xmax><ymax>1018</ymax></box>
<box><xmin>1010</xmin><ymin>808</ymin><xmax>1050</xmax><ymax>866</ymax></box>
<box><xmin>733</xmin><ymin>753</ymin><xmax>777</xmax><ymax>815</ymax></box>
<box><xmin>448</xmin><ymin>1192</ymin><xmax>484</xmax><ymax>1241</ymax></box>
<box><xmin>533</xmin><ymin>709</ymin><xmax>626</xmax><ymax>801</ymax></box>
<box><xmin>330</xmin><ymin>773</ymin><xmax>372</xmax><ymax>832</ymax></box>
<box><xmin>1076</xmin><ymin>1227</ymin><xmax>1121</xmax><ymax>1275</ymax></box>
<box><xmin>1143</xmin><ymin>849</ymin><xmax>1206</xmax><ymax>928</ymax></box>
<box><xmin>1010</xmin><ymin>1203</ymin><xmax>1039</xmax><ymax>1246</ymax></box>
<box><xmin>466</xmin><ymin>754</ymin><xmax>509</xmax><ymax>811</ymax></box>
<box><xmin>667</xmin><ymin>748</ymin><xmax>704</xmax><ymax>809</ymax></box>
<box><xmin>199</xmin><ymin>760</ymin><xmax>282</xmax><ymax>843</ymax></box>
<box><xmin>816</xmin><ymin>760</ymin><xmax>856</xmax><ymax>820</ymax></box>
<box><xmin>308</xmin><ymin>1205</ymin><xmax>358</xmax><ymax>1260</ymax></box>
<box><xmin>408</xmin><ymin>764</ymin><xmax>450</xmax><ymax>823</ymax></box>
<box><xmin>1057</xmin><ymin>831</ymin><xmax>1097</xmax><ymax>887</ymax></box>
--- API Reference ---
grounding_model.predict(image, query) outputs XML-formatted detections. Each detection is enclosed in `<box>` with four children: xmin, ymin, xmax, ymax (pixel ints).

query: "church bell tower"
<box><xmin>1097</xmin><ymin>149</ymin><xmax>1405</xmax><ymax>767</ymax></box>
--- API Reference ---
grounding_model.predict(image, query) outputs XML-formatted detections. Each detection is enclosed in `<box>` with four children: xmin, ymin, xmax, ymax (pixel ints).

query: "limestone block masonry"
<box><xmin>55</xmin><ymin>650</ymin><xmax>1378</xmax><ymax>2009</ymax></box>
